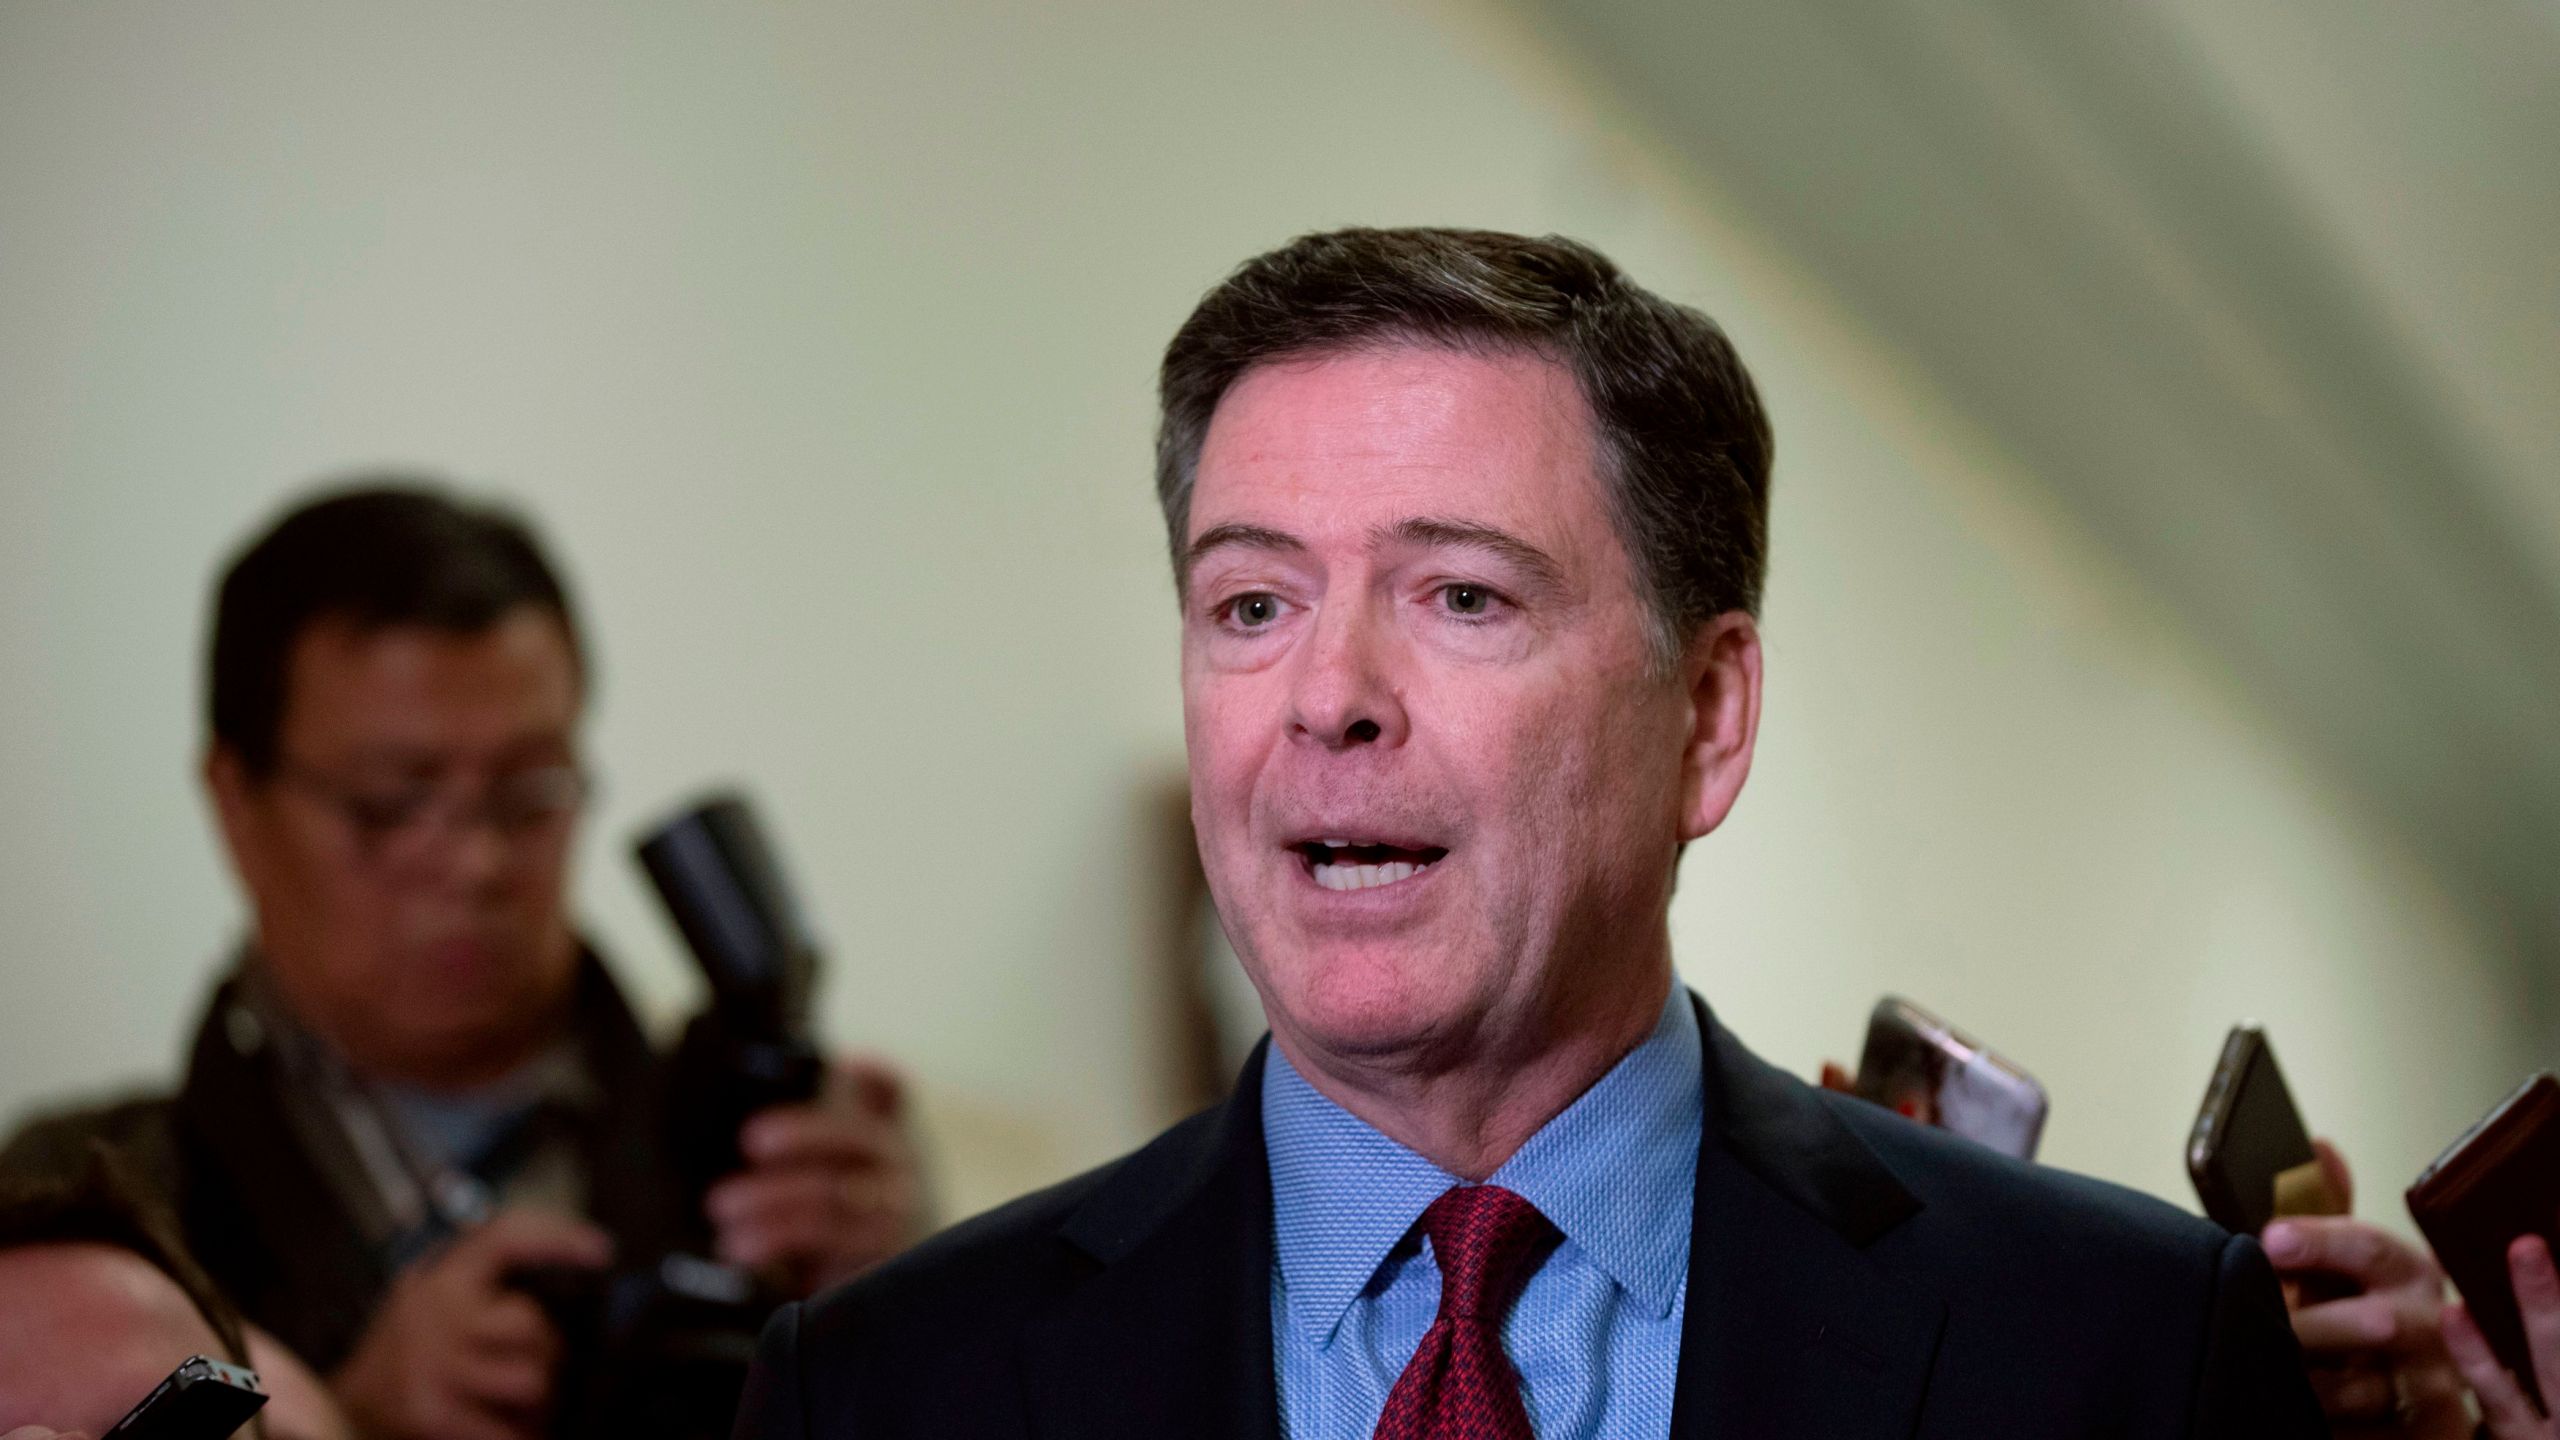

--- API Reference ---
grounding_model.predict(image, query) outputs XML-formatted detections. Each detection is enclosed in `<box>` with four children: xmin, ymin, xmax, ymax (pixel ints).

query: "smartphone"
<box><xmin>2406</xmin><ymin>1072</ymin><xmax>2560</xmax><ymax>1410</ymax></box>
<box><xmin>2187</xmin><ymin>1024</ymin><xmax>2343</xmax><ymax>1235</ymax></box>
<box><xmin>1853</xmin><ymin>996</ymin><xmax>2049</xmax><ymax>1160</ymax></box>
<box><xmin>104</xmin><ymin>1354</ymin><xmax>267</xmax><ymax>1439</ymax></box>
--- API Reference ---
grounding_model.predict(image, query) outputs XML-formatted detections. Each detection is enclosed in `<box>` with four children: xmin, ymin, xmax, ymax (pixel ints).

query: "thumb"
<box><xmin>2311</xmin><ymin>1137</ymin><xmax>2356</xmax><ymax>1214</ymax></box>
<box><xmin>452</xmin><ymin>1208</ymin><xmax>613</xmax><ymax>1285</ymax></box>
<box><xmin>834</xmin><ymin>1054</ymin><xmax>908</xmax><ymax>1116</ymax></box>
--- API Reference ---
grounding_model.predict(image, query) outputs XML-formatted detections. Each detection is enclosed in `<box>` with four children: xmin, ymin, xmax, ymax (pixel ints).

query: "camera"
<box><xmin>506</xmin><ymin>793</ymin><xmax>829</xmax><ymax>1439</ymax></box>
<box><xmin>641</xmin><ymin>792</ymin><xmax>830</xmax><ymax>1196</ymax></box>
<box><xmin>511</xmin><ymin>1254</ymin><xmax>785</xmax><ymax>1440</ymax></box>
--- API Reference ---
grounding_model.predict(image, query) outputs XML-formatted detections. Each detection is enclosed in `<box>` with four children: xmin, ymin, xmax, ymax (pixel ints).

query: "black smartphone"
<box><xmin>2406</xmin><ymin>1071</ymin><xmax>2560</xmax><ymax>1410</ymax></box>
<box><xmin>1853</xmin><ymin>996</ymin><xmax>2049</xmax><ymax>1160</ymax></box>
<box><xmin>104</xmin><ymin>1354</ymin><xmax>267</xmax><ymax>1439</ymax></box>
<box><xmin>2186</xmin><ymin>1024</ymin><xmax>2342</xmax><ymax>1235</ymax></box>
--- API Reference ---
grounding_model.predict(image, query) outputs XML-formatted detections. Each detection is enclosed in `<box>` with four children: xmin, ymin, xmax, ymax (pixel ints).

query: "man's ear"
<box><xmin>1676</xmin><ymin>611</ymin><xmax>1763</xmax><ymax>842</ymax></box>
<box><xmin>203</xmin><ymin>744</ymin><xmax>270</xmax><ymax>892</ymax></box>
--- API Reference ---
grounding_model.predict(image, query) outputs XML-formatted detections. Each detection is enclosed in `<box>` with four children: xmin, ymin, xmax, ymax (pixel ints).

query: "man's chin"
<box><xmin>1265</xmin><ymin>961</ymin><xmax>1487</xmax><ymax>1068</ymax></box>
<box><xmin>362</xmin><ymin>1020</ymin><xmax>548</xmax><ymax>1090</ymax></box>
<box><xmin>355</xmin><ymin>978</ymin><xmax>569</xmax><ymax>1086</ymax></box>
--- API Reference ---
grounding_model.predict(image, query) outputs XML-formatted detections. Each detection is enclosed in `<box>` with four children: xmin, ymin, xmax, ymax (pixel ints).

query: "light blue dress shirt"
<box><xmin>1263</xmin><ymin>986</ymin><xmax>1703</xmax><ymax>1439</ymax></box>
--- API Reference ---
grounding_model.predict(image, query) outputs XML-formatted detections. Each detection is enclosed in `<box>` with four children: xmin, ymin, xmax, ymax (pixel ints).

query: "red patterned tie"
<box><xmin>1372</xmin><ymin>1184</ymin><xmax>1562</xmax><ymax>1440</ymax></box>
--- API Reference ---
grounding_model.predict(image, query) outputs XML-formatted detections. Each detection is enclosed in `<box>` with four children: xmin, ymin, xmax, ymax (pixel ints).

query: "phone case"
<box><xmin>2187</xmin><ymin>1024</ymin><xmax>2340</xmax><ymax>1235</ymax></box>
<box><xmin>1855</xmin><ymin>996</ymin><xmax>2048</xmax><ymax>1160</ymax></box>
<box><xmin>104</xmin><ymin>1355</ymin><xmax>267</xmax><ymax>1439</ymax></box>
<box><xmin>2406</xmin><ymin>1072</ymin><xmax>2560</xmax><ymax>1410</ymax></box>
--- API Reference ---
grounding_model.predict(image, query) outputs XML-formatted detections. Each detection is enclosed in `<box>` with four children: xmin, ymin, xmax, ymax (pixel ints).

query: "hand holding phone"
<box><xmin>2408</xmin><ymin>1071</ymin><xmax>2560</xmax><ymax>1416</ymax></box>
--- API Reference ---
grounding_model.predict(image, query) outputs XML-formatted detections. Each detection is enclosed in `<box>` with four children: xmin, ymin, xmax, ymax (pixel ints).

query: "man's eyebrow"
<box><xmin>1383</xmin><ymin>517</ymin><xmax>1567</xmax><ymax>592</ymax></box>
<box><xmin>1184</xmin><ymin>522</ymin><xmax>1307</xmax><ymax>572</ymax></box>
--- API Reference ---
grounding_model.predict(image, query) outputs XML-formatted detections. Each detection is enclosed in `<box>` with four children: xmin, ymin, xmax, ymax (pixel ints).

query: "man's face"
<box><xmin>1180</xmin><ymin>344</ymin><xmax>1750</xmax><ymax>1073</ymax></box>
<box><xmin>208</xmin><ymin>609</ymin><xmax>584</xmax><ymax>1090</ymax></box>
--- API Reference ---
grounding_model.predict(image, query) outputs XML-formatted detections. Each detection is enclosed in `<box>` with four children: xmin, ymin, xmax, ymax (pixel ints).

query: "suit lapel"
<box><xmin>1670</xmin><ymin>996</ymin><xmax>1945</xmax><ymax>1440</ymax></box>
<box><xmin>1022</xmin><ymin>1043</ymin><xmax>1281</xmax><ymax>1440</ymax></box>
<box><xmin>1017</xmin><ymin>1003</ymin><xmax>1943</xmax><ymax>1440</ymax></box>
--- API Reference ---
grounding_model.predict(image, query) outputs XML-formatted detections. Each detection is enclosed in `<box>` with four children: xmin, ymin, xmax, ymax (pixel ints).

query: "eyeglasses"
<box><xmin>271</xmin><ymin>759</ymin><xmax>591</xmax><ymax>870</ymax></box>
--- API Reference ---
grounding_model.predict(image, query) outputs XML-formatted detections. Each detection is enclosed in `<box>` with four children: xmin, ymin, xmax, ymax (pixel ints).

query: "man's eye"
<box><xmin>346</xmin><ymin>792</ymin><xmax>432</xmax><ymax>834</ymax></box>
<box><xmin>1439</xmin><ymin>584</ymin><xmax>1498</xmax><ymax>617</ymax></box>
<box><xmin>491</xmin><ymin>767</ymin><xmax>590</xmax><ymax>828</ymax></box>
<box><xmin>1225</xmin><ymin>593</ymin><xmax>1284</xmax><ymax>628</ymax></box>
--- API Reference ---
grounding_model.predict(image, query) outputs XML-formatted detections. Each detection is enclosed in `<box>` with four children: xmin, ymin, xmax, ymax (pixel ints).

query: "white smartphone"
<box><xmin>1853</xmin><ymin>995</ymin><xmax>2049</xmax><ymax>1160</ymax></box>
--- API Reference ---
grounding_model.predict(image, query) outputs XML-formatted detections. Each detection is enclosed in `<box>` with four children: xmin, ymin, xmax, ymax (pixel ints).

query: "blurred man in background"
<box><xmin>0</xmin><ymin>486</ymin><xmax>922</xmax><ymax>1440</ymax></box>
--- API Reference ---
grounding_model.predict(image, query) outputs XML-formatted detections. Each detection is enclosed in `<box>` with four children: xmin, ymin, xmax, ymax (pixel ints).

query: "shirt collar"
<box><xmin>1261</xmin><ymin>985</ymin><xmax>1703</xmax><ymax>1345</ymax></box>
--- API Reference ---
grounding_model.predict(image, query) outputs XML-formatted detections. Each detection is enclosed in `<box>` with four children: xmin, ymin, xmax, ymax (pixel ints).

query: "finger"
<box><xmin>453</xmin><ymin>1209</ymin><xmax>614</xmax><ymax>1285</ymax></box>
<box><xmin>717</xmin><ymin>1199</ymin><xmax>912</xmax><ymax>1271</ymax></box>
<box><xmin>1818</xmin><ymin>1062</ymin><xmax>1855</xmax><ymax>1094</ymax></box>
<box><xmin>2443</xmin><ymin>1302</ymin><xmax>2547</xmax><ymax>1439</ymax></box>
<box><xmin>2510</xmin><ymin>1234</ymin><xmax>2560</xmax><ymax>1420</ymax></box>
<box><xmin>2306</xmin><ymin>1361</ymin><xmax>2395</xmax><ymax>1421</ymax></box>
<box><xmin>399</xmin><ymin>1389</ymin><xmax>543</xmax><ymax>1440</ymax></box>
<box><xmin>712</xmin><ymin>1171</ymin><xmax>907</xmax><ymax>1262</ymax></box>
<box><xmin>710</xmin><ymin>1166</ymin><xmax>910</xmax><ymax>1233</ymax></box>
<box><xmin>2262</xmin><ymin>1217</ymin><xmax>2434</xmax><ymax>1289</ymax></box>
<box><xmin>832</xmin><ymin>1054</ymin><xmax>908</xmax><ymax>1116</ymax></box>
<box><xmin>448</xmin><ymin>1349</ymin><xmax>559</xmax><ymax>1415</ymax></box>
<box><xmin>718</xmin><ymin>1197</ymin><xmax>912</xmax><ymax>1282</ymax></box>
<box><xmin>464</xmin><ymin>1292</ymin><xmax>562</xmax><ymax>1360</ymax></box>
<box><xmin>740</xmin><ymin>1104</ymin><xmax>903</xmax><ymax>1170</ymax></box>
<box><xmin>2310</xmin><ymin>1137</ymin><xmax>2357</xmax><ymax>1213</ymax></box>
<box><xmin>2290</xmin><ymin>1293</ymin><xmax>2403</xmax><ymax>1354</ymax></box>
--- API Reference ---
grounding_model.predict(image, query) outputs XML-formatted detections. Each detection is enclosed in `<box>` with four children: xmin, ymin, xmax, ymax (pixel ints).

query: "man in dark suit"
<box><xmin>733</xmin><ymin>227</ymin><xmax>2325</xmax><ymax>1437</ymax></box>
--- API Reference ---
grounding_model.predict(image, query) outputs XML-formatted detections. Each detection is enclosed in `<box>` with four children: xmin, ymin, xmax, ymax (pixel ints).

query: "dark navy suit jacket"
<box><xmin>733</xmin><ymin>994</ymin><xmax>2325</xmax><ymax>1439</ymax></box>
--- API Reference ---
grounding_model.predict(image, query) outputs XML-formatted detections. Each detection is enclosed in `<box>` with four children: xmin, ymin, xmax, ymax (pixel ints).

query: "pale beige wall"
<box><xmin>0</xmin><ymin>0</ymin><xmax>2530</xmax><ymax>1221</ymax></box>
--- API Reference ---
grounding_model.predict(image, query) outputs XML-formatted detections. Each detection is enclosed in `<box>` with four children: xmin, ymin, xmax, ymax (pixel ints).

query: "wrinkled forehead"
<box><xmin>1188</xmin><ymin>343</ymin><xmax>1614</xmax><ymax>553</ymax></box>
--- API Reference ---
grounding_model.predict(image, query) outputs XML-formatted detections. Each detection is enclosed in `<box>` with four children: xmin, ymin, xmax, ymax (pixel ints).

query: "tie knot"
<box><xmin>1417</xmin><ymin>1184</ymin><xmax>1558</xmax><ymax>1321</ymax></box>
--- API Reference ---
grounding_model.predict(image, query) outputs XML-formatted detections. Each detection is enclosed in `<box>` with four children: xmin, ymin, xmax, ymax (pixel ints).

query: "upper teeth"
<box><xmin>1323</xmin><ymin>838</ymin><xmax>1354</xmax><ymax>847</ymax></box>
<box><xmin>1314</xmin><ymin>859</ymin><xmax>1421</xmax><ymax>892</ymax></box>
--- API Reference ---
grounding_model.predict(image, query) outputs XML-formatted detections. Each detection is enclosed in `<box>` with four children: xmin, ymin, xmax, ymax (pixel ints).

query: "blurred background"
<box><xmin>1</xmin><ymin>0</ymin><xmax>2551</xmax><ymax>1223</ymax></box>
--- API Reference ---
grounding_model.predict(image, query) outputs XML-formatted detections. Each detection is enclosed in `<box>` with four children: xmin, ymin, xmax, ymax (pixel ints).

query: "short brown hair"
<box><xmin>209</xmin><ymin>481</ymin><xmax>584</xmax><ymax>777</ymax></box>
<box><xmin>1156</xmin><ymin>227</ymin><xmax>1772</xmax><ymax>664</ymax></box>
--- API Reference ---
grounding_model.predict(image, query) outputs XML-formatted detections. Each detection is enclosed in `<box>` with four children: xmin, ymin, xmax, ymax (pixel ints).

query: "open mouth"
<box><xmin>1292</xmin><ymin>838</ymin><xmax>1450</xmax><ymax>892</ymax></box>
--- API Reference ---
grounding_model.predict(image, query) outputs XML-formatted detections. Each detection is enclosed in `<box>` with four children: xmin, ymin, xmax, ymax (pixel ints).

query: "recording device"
<box><xmin>2406</xmin><ymin>1071</ymin><xmax>2560</xmax><ymax>1410</ymax></box>
<box><xmin>1853</xmin><ymin>996</ymin><xmax>2049</xmax><ymax>1160</ymax></box>
<box><xmin>2186</xmin><ymin>1024</ymin><xmax>2345</xmax><ymax>1236</ymax></box>
<box><xmin>512</xmin><ymin>1253</ymin><xmax>785</xmax><ymax>1440</ymax></box>
<box><xmin>103</xmin><ymin>1355</ymin><xmax>266</xmax><ymax>1439</ymax></box>
<box><xmin>638</xmin><ymin>792</ymin><xmax>829</xmax><ymax>1196</ymax></box>
<box><xmin>499</xmin><ymin>793</ymin><xmax>826</xmax><ymax>1439</ymax></box>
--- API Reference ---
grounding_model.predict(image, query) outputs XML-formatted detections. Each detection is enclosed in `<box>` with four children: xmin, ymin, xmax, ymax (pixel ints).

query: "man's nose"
<box><xmin>1285</xmin><ymin>598</ymin><xmax>1409</xmax><ymax>750</ymax></box>
<box><xmin>431</xmin><ymin>811</ymin><xmax>514</xmax><ymax>895</ymax></box>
